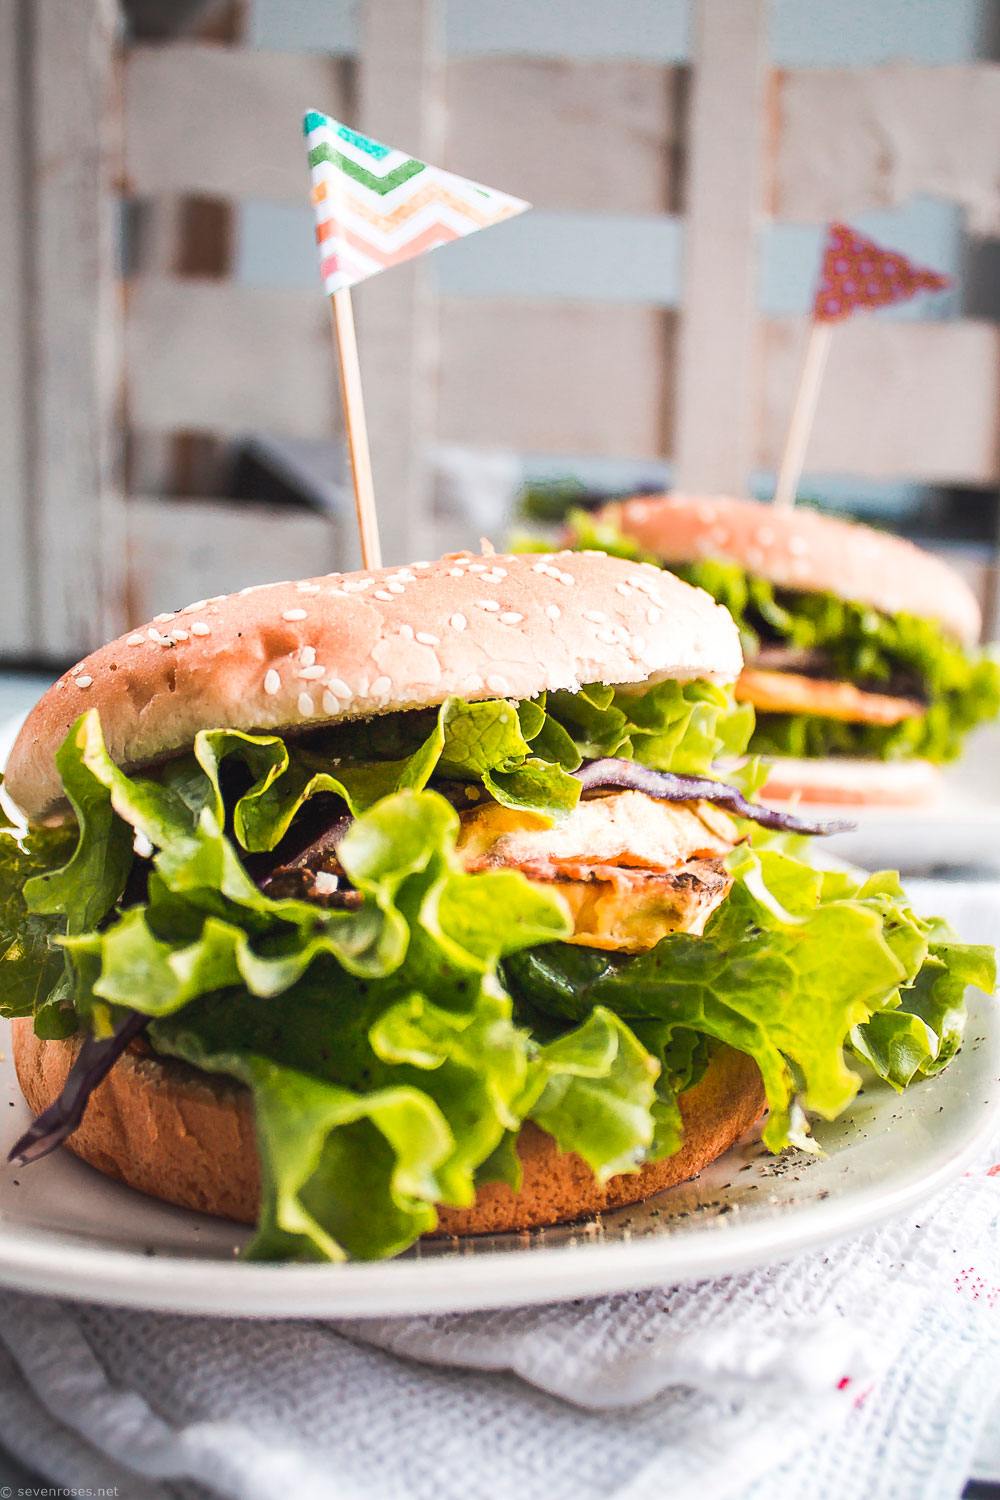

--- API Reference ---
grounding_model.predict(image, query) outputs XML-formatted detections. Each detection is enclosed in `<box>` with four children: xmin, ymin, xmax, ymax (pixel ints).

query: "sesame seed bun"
<box><xmin>10</xmin><ymin>1020</ymin><xmax>766</xmax><ymax>1236</ymax></box>
<box><xmin>602</xmin><ymin>495</ymin><xmax>981</xmax><ymax>647</ymax></box>
<box><xmin>6</xmin><ymin>550</ymin><xmax>742</xmax><ymax>821</ymax></box>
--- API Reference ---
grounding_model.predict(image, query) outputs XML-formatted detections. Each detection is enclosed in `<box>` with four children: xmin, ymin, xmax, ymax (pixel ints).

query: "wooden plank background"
<box><xmin>27</xmin><ymin>0</ymin><xmax>126</xmax><ymax>655</ymax></box>
<box><xmin>6</xmin><ymin>0</ymin><xmax>998</xmax><ymax>657</ymax></box>
<box><xmin>672</xmin><ymin>0</ymin><xmax>768</xmax><ymax>492</ymax></box>
<box><xmin>0</xmin><ymin>2</ymin><xmax>33</xmax><ymax>656</ymax></box>
<box><xmin>774</xmin><ymin>63</ymin><xmax>1000</xmax><ymax>236</ymax></box>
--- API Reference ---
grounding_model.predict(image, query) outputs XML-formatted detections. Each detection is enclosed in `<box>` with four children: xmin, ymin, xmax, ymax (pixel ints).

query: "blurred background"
<box><xmin>1</xmin><ymin>0</ymin><xmax>998</xmax><ymax>670</ymax></box>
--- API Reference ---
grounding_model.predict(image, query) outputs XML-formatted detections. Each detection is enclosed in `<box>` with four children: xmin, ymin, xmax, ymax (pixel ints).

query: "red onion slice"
<box><xmin>572</xmin><ymin>759</ymin><xmax>854</xmax><ymax>836</ymax></box>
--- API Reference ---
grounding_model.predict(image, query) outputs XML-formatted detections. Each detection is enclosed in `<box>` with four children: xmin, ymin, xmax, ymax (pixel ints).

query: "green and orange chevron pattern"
<box><xmin>304</xmin><ymin>110</ymin><xmax>529</xmax><ymax>294</ymax></box>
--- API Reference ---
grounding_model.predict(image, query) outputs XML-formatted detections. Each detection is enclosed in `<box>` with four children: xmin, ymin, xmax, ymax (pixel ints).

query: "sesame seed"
<box><xmin>488</xmin><ymin>566</ymin><xmax>508</xmax><ymax>579</ymax></box>
<box><xmin>597</xmin><ymin>628</ymin><xmax>618</xmax><ymax>644</ymax></box>
<box><xmin>615</xmin><ymin>583</ymin><xmax>632</xmax><ymax>597</ymax></box>
<box><xmin>647</xmin><ymin>607</ymin><xmax>661</xmax><ymax>624</ymax></box>
<box><xmin>282</xmin><ymin>608</ymin><xmax>307</xmax><ymax>622</ymax></box>
<box><xmin>75</xmin><ymin>675</ymin><xmax>93</xmax><ymax>688</ymax></box>
<box><xmin>448</xmin><ymin>568</ymin><xmax>465</xmax><ymax>578</ymax></box>
<box><xmin>300</xmin><ymin>646</ymin><xmax>316</xmax><ymax>666</ymax></box>
<box><xmin>371</xmin><ymin>675</ymin><xmax>392</xmax><ymax>696</ymax></box>
<box><xmin>465</xmin><ymin>674</ymin><xmax>484</xmax><ymax>692</ymax></box>
<box><xmin>374</xmin><ymin>590</ymin><xmax>393</xmax><ymax>602</ymax></box>
<box><xmin>558</xmin><ymin>572</ymin><xmax>575</xmax><ymax>586</ymax></box>
<box><xmin>788</xmin><ymin>535</ymin><xmax>808</xmax><ymax>555</ymax></box>
<box><xmin>297</xmin><ymin>692</ymin><xmax>314</xmax><ymax>716</ymax></box>
<box><xmin>500</xmin><ymin>612</ymin><xmax>523</xmax><ymax>625</ymax></box>
<box><xmin>478</xmin><ymin>600</ymin><xmax>500</xmax><ymax>613</ymax></box>
<box><xmin>190</xmin><ymin>622</ymin><xmax>211</xmax><ymax>637</ymax></box>
<box><xmin>296</xmin><ymin>582</ymin><xmax>321</xmax><ymax>594</ymax></box>
<box><xmin>264</xmin><ymin>669</ymin><xmax>281</xmax><ymax>696</ymax></box>
<box><xmin>171</xmin><ymin>629</ymin><xmax>189</xmax><ymax>642</ymax></box>
<box><xmin>450</xmin><ymin>613</ymin><xmax>467</xmax><ymax>631</ymax></box>
<box><xmin>416</xmin><ymin>631</ymin><xmax>439</xmax><ymax>646</ymax></box>
<box><xmin>322</xmin><ymin>690</ymin><xmax>340</xmax><ymax>714</ymax></box>
<box><xmin>153</xmin><ymin>612</ymin><xmax>174</xmax><ymax>623</ymax></box>
<box><xmin>342</xmin><ymin>579</ymin><xmax>370</xmax><ymax>593</ymax></box>
<box><xmin>126</xmin><ymin>633</ymin><xmax>144</xmax><ymax>646</ymax></box>
<box><xmin>387</xmin><ymin>581</ymin><xmax>405</xmax><ymax>595</ymax></box>
<box><xmin>532</xmin><ymin>561</ymin><xmax>551</xmax><ymax>574</ymax></box>
<box><xmin>413</xmin><ymin>561</ymin><xmax>431</xmax><ymax>569</ymax></box>
<box><xmin>399</xmin><ymin>623</ymin><xmax>415</xmax><ymax>640</ymax></box>
<box><xmin>486</xmin><ymin>674</ymin><xmax>511</xmax><ymax>694</ymax></box>
<box><xmin>468</xmin><ymin>563</ymin><xmax>487</xmax><ymax>574</ymax></box>
<box><xmin>327</xmin><ymin>677</ymin><xmax>351</xmax><ymax>698</ymax></box>
<box><xmin>147</xmin><ymin>627</ymin><xmax>162</xmax><ymax>642</ymax></box>
<box><xmin>183</xmin><ymin>600</ymin><xmax>207</xmax><ymax>613</ymax></box>
<box><xmin>546</xmin><ymin>603</ymin><xmax>561</xmax><ymax>620</ymax></box>
<box><xmin>298</xmin><ymin>664</ymin><xmax>325</xmax><ymax>680</ymax></box>
<box><xmin>584</xmin><ymin>610</ymin><xmax>607</xmax><ymax>623</ymax></box>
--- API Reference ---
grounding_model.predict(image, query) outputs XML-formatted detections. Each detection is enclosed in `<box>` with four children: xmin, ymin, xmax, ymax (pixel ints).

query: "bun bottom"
<box><xmin>760</xmin><ymin>755</ymin><xmax>942</xmax><ymax>807</ymax></box>
<box><xmin>11</xmin><ymin>1021</ymin><xmax>765</xmax><ymax>1238</ymax></box>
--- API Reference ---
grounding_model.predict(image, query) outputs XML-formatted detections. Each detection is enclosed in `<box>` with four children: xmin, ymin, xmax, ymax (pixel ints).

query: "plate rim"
<box><xmin>0</xmin><ymin>1016</ymin><xmax>997</xmax><ymax>1319</ymax></box>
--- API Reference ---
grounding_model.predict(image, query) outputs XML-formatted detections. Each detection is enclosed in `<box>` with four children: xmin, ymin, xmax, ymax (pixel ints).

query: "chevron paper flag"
<box><xmin>813</xmin><ymin>222</ymin><xmax>951</xmax><ymax>322</ymax></box>
<box><xmin>304</xmin><ymin>110</ymin><xmax>530</xmax><ymax>294</ymax></box>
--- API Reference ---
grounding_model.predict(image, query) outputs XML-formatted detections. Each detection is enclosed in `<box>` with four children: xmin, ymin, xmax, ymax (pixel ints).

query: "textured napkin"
<box><xmin>0</xmin><ymin>879</ymin><xmax>997</xmax><ymax>1500</ymax></box>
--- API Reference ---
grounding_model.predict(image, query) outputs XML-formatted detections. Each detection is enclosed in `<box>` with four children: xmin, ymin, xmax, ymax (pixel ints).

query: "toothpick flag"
<box><xmin>304</xmin><ymin>110</ymin><xmax>529</xmax><ymax>569</ymax></box>
<box><xmin>813</xmin><ymin>222</ymin><xmax>952</xmax><ymax>322</ymax></box>
<box><xmin>773</xmin><ymin>222</ymin><xmax>952</xmax><ymax>508</ymax></box>
<box><xmin>304</xmin><ymin>110</ymin><xmax>530</xmax><ymax>295</ymax></box>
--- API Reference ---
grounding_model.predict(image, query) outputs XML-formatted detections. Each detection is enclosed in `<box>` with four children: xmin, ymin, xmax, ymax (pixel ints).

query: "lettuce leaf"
<box><xmin>0</xmin><ymin>820</ymin><xmax>78</xmax><ymax>1036</ymax></box>
<box><xmin>503</xmin><ymin>845</ymin><xmax>995</xmax><ymax>1153</ymax></box>
<box><xmin>568</xmin><ymin>510</ymin><xmax>1000</xmax><ymax>763</ymax></box>
<box><xmin>1</xmin><ymin>707</ymin><xmax>993</xmax><ymax>1262</ymax></box>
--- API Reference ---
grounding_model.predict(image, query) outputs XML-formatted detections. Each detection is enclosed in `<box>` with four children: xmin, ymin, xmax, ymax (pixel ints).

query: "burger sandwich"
<box><xmin>568</xmin><ymin>495</ymin><xmax>1000</xmax><ymax>805</ymax></box>
<box><xmin>0</xmin><ymin>551</ymin><xmax>991</xmax><ymax>1261</ymax></box>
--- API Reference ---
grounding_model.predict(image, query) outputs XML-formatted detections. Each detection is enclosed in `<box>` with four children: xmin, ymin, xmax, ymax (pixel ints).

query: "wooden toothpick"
<box><xmin>772</xmin><ymin>321</ymin><xmax>833</xmax><ymax>510</ymax></box>
<box><xmin>329</xmin><ymin>289</ymin><xmax>382</xmax><ymax>570</ymax></box>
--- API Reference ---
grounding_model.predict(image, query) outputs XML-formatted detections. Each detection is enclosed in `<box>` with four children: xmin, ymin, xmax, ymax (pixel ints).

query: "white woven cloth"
<box><xmin>0</xmin><ymin>879</ymin><xmax>997</xmax><ymax>1500</ymax></box>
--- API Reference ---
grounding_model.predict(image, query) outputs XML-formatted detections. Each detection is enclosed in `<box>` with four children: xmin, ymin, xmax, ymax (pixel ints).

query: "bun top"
<box><xmin>6</xmin><ymin>549</ymin><xmax>742</xmax><ymax>819</ymax></box>
<box><xmin>603</xmin><ymin>494</ymin><xmax>982</xmax><ymax>647</ymax></box>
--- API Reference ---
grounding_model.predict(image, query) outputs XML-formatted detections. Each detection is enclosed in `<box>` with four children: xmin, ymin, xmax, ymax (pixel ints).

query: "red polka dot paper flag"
<box><xmin>812</xmin><ymin>222</ymin><xmax>951</xmax><ymax>322</ymax></box>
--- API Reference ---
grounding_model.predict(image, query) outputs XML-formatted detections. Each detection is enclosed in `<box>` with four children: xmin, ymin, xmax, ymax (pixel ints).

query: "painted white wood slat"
<box><xmin>0</xmin><ymin>3</ymin><xmax>33</xmax><ymax>656</ymax></box>
<box><xmin>125</xmin><ymin>44</ymin><xmax>351</xmax><ymax>201</ymax></box>
<box><xmin>445</xmin><ymin>58</ymin><xmax>678</xmax><ymax>214</ymax></box>
<box><xmin>30</xmin><ymin>0</ymin><xmax>127</xmax><ymax>655</ymax></box>
<box><xmin>759</xmin><ymin>319</ymin><xmax>1000</xmax><ymax>484</ymax></box>
<box><xmin>127</xmin><ymin>279</ymin><xmax>338</xmax><ymax>438</ymax></box>
<box><xmin>438</xmin><ymin>300</ymin><xmax>673</xmax><ymax>458</ymax></box>
<box><xmin>673</xmin><ymin>0</ymin><xmax>769</xmax><ymax>495</ymax></box>
<box><xmin>127</xmin><ymin>497</ymin><xmax>342</xmax><ymax>621</ymax></box>
<box><xmin>775</xmin><ymin>63</ymin><xmax>1000</xmax><ymax>237</ymax></box>
<box><xmin>126</xmin><ymin>275</ymin><xmax>1000</xmax><ymax>484</ymax></box>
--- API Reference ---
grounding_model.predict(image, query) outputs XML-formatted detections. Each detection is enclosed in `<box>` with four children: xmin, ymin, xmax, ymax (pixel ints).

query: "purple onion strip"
<box><xmin>572</xmin><ymin>759</ymin><xmax>854</xmax><ymax>836</ymax></box>
<box><xmin>7</xmin><ymin>1010</ymin><xmax>149</xmax><ymax>1166</ymax></box>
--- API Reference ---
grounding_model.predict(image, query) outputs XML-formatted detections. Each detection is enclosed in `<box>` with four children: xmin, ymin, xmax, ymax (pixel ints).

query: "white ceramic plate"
<box><xmin>0</xmin><ymin>997</ymin><xmax>998</xmax><ymax>1319</ymax></box>
<box><xmin>774</xmin><ymin>726</ymin><xmax>1000</xmax><ymax>876</ymax></box>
